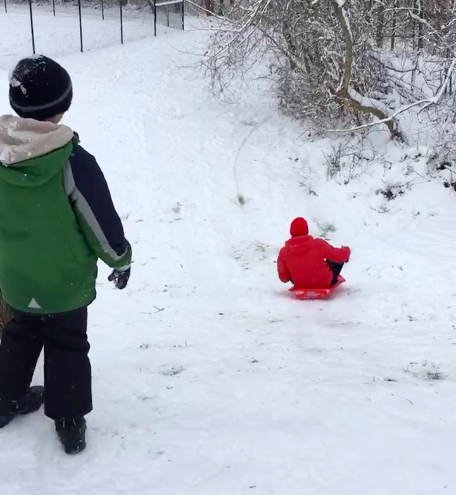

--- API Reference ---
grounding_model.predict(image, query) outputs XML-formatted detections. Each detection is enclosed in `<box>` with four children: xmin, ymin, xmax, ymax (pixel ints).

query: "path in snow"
<box><xmin>0</xmin><ymin>10</ymin><xmax>456</xmax><ymax>495</ymax></box>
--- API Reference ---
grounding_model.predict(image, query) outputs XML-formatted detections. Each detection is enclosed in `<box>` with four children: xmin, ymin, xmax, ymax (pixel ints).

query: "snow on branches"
<box><xmin>202</xmin><ymin>0</ymin><xmax>456</xmax><ymax>141</ymax></box>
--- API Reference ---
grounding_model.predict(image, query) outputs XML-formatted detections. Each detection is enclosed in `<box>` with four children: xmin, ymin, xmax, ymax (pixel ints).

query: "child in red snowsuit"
<box><xmin>277</xmin><ymin>217</ymin><xmax>351</xmax><ymax>289</ymax></box>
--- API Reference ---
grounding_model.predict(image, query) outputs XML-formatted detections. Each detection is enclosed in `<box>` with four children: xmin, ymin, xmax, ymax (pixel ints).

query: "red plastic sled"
<box><xmin>289</xmin><ymin>276</ymin><xmax>346</xmax><ymax>300</ymax></box>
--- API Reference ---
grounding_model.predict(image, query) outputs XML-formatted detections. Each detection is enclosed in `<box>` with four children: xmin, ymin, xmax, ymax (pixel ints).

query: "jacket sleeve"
<box><xmin>316</xmin><ymin>239</ymin><xmax>350</xmax><ymax>263</ymax></box>
<box><xmin>64</xmin><ymin>145</ymin><xmax>132</xmax><ymax>270</ymax></box>
<box><xmin>277</xmin><ymin>248</ymin><xmax>292</xmax><ymax>283</ymax></box>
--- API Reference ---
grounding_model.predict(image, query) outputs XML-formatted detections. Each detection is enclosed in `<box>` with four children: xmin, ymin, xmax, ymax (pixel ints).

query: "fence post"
<box><xmin>181</xmin><ymin>0</ymin><xmax>184</xmax><ymax>31</ymax></box>
<box><xmin>78</xmin><ymin>0</ymin><xmax>83</xmax><ymax>52</ymax></box>
<box><xmin>29</xmin><ymin>0</ymin><xmax>35</xmax><ymax>54</ymax></box>
<box><xmin>101</xmin><ymin>0</ymin><xmax>104</xmax><ymax>20</ymax></box>
<box><xmin>119</xmin><ymin>0</ymin><xmax>123</xmax><ymax>44</ymax></box>
<box><xmin>153</xmin><ymin>0</ymin><xmax>157</xmax><ymax>37</ymax></box>
<box><xmin>52</xmin><ymin>0</ymin><xmax>55</xmax><ymax>16</ymax></box>
<box><xmin>4</xmin><ymin>0</ymin><xmax>7</xmax><ymax>14</ymax></box>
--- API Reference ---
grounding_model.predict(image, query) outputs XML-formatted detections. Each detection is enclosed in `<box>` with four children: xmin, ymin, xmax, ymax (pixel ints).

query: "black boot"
<box><xmin>0</xmin><ymin>385</ymin><xmax>45</xmax><ymax>428</ymax></box>
<box><xmin>55</xmin><ymin>417</ymin><xmax>87</xmax><ymax>454</ymax></box>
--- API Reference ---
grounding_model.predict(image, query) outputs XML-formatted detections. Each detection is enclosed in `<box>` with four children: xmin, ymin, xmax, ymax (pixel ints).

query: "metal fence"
<box><xmin>3</xmin><ymin>0</ymin><xmax>185</xmax><ymax>54</ymax></box>
<box><xmin>154</xmin><ymin>0</ymin><xmax>184</xmax><ymax>36</ymax></box>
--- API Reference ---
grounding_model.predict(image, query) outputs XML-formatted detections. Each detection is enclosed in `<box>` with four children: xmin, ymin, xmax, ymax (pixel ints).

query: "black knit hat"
<box><xmin>9</xmin><ymin>55</ymin><xmax>73</xmax><ymax>121</ymax></box>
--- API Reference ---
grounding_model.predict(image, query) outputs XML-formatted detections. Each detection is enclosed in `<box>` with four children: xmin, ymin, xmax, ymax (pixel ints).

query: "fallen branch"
<box><xmin>141</xmin><ymin>306</ymin><xmax>165</xmax><ymax>315</ymax></box>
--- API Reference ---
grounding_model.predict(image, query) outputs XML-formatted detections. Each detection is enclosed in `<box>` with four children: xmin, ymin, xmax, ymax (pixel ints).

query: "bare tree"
<box><xmin>203</xmin><ymin>0</ymin><xmax>456</xmax><ymax>140</ymax></box>
<box><xmin>204</xmin><ymin>0</ymin><xmax>396</xmax><ymax>133</ymax></box>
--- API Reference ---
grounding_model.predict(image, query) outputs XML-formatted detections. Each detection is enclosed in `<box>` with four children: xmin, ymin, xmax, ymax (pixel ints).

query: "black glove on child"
<box><xmin>108</xmin><ymin>268</ymin><xmax>131</xmax><ymax>290</ymax></box>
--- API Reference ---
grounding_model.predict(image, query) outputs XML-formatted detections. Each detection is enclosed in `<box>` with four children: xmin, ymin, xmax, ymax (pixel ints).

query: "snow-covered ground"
<box><xmin>1</xmin><ymin>6</ymin><xmax>456</xmax><ymax>495</ymax></box>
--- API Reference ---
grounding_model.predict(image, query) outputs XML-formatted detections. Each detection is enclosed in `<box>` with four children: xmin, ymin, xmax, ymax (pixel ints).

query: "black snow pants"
<box><xmin>0</xmin><ymin>307</ymin><xmax>92</xmax><ymax>420</ymax></box>
<box><xmin>326</xmin><ymin>260</ymin><xmax>345</xmax><ymax>286</ymax></box>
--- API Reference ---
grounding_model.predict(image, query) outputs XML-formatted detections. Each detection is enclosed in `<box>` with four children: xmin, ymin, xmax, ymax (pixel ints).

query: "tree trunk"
<box><xmin>204</xmin><ymin>0</ymin><xmax>214</xmax><ymax>15</ymax></box>
<box><xmin>390</xmin><ymin>0</ymin><xmax>398</xmax><ymax>50</ymax></box>
<box><xmin>376</xmin><ymin>1</ymin><xmax>385</xmax><ymax>48</ymax></box>
<box><xmin>333</xmin><ymin>0</ymin><xmax>398</xmax><ymax>138</ymax></box>
<box><xmin>414</xmin><ymin>0</ymin><xmax>424</xmax><ymax>50</ymax></box>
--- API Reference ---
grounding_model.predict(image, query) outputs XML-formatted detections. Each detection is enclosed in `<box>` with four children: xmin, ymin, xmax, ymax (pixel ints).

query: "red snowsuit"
<box><xmin>277</xmin><ymin>218</ymin><xmax>351</xmax><ymax>289</ymax></box>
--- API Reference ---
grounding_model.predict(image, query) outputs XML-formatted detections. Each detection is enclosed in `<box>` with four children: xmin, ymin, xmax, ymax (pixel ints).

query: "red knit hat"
<box><xmin>290</xmin><ymin>217</ymin><xmax>309</xmax><ymax>237</ymax></box>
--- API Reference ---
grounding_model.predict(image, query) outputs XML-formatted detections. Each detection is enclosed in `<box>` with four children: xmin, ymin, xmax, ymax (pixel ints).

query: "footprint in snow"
<box><xmin>240</xmin><ymin>115</ymin><xmax>260</xmax><ymax>126</ymax></box>
<box><xmin>158</xmin><ymin>364</ymin><xmax>184</xmax><ymax>376</ymax></box>
<box><xmin>404</xmin><ymin>360</ymin><xmax>448</xmax><ymax>381</ymax></box>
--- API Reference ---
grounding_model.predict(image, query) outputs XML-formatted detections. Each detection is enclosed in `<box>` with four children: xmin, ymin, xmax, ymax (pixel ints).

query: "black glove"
<box><xmin>108</xmin><ymin>268</ymin><xmax>131</xmax><ymax>290</ymax></box>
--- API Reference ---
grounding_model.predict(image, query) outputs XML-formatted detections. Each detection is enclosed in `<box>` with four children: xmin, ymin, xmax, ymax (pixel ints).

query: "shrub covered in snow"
<box><xmin>203</xmin><ymin>0</ymin><xmax>456</xmax><ymax>145</ymax></box>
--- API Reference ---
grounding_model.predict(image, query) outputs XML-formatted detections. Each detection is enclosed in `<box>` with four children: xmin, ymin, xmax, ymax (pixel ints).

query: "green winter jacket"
<box><xmin>0</xmin><ymin>115</ymin><xmax>131</xmax><ymax>314</ymax></box>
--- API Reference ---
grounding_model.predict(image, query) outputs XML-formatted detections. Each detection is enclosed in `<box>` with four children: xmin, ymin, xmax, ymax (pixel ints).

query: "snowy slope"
<box><xmin>1</xmin><ymin>7</ymin><xmax>456</xmax><ymax>495</ymax></box>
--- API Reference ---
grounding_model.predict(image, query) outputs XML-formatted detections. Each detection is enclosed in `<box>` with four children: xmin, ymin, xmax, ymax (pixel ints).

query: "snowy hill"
<box><xmin>1</xmin><ymin>6</ymin><xmax>456</xmax><ymax>495</ymax></box>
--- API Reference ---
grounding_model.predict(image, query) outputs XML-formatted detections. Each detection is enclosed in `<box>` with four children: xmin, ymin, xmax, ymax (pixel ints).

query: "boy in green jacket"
<box><xmin>0</xmin><ymin>56</ymin><xmax>132</xmax><ymax>454</ymax></box>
